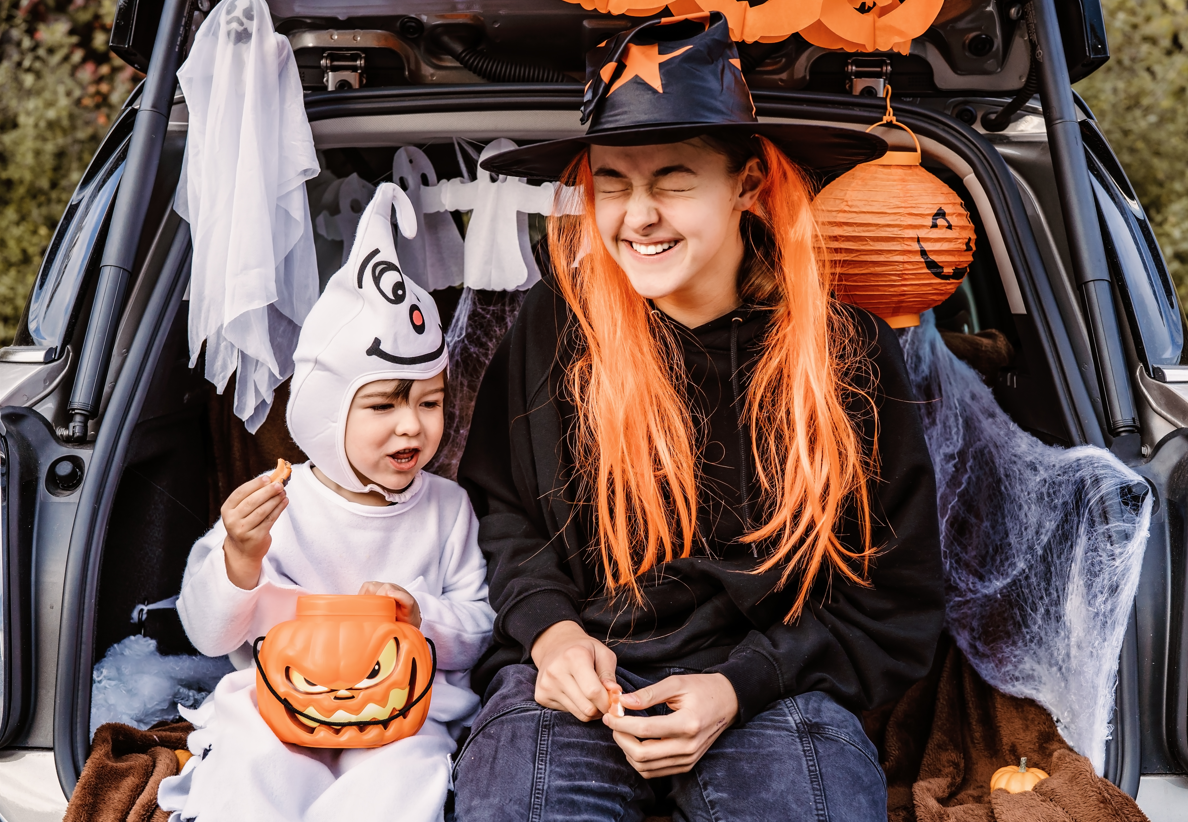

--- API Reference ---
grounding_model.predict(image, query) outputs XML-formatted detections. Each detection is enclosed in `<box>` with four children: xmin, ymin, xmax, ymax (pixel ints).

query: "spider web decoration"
<box><xmin>900</xmin><ymin>312</ymin><xmax>1151</xmax><ymax>773</ymax></box>
<box><xmin>428</xmin><ymin>287</ymin><xmax>528</xmax><ymax>480</ymax></box>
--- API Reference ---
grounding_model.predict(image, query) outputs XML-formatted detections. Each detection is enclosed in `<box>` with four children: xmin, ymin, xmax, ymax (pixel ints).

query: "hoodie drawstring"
<box><xmin>729</xmin><ymin>316</ymin><xmax>756</xmax><ymax>556</ymax></box>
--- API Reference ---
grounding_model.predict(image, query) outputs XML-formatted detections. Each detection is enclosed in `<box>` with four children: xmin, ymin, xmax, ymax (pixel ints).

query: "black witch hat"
<box><xmin>481</xmin><ymin>12</ymin><xmax>887</xmax><ymax>180</ymax></box>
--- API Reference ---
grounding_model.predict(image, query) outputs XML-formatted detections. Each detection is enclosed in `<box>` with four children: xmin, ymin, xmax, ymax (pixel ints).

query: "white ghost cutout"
<box><xmin>314</xmin><ymin>173</ymin><xmax>377</xmax><ymax>266</ymax></box>
<box><xmin>422</xmin><ymin>138</ymin><xmax>555</xmax><ymax>292</ymax></box>
<box><xmin>288</xmin><ymin>182</ymin><xmax>449</xmax><ymax>503</ymax></box>
<box><xmin>392</xmin><ymin>147</ymin><xmax>465</xmax><ymax>291</ymax></box>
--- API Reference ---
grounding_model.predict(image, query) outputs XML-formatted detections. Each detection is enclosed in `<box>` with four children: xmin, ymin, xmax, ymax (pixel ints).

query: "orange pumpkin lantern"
<box><xmin>253</xmin><ymin>595</ymin><xmax>436</xmax><ymax>748</ymax></box>
<box><xmin>813</xmin><ymin>91</ymin><xmax>976</xmax><ymax>328</ymax></box>
<box><xmin>990</xmin><ymin>757</ymin><xmax>1050</xmax><ymax>793</ymax></box>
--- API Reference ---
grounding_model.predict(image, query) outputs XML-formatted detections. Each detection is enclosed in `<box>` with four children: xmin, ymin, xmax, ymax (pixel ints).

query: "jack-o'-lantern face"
<box><xmin>915</xmin><ymin>206</ymin><xmax>973</xmax><ymax>282</ymax></box>
<box><xmin>255</xmin><ymin>595</ymin><xmax>435</xmax><ymax>748</ymax></box>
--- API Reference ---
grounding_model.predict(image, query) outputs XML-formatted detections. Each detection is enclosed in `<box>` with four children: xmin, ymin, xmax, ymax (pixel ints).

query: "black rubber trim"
<box><xmin>0</xmin><ymin>411</ymin><xmax>42</xmax><ymax>747</ymax></box>
<box><xmin>53</xmin><ymin>225</ymin><xmax>191</xmax><ymax>796</ymax></box>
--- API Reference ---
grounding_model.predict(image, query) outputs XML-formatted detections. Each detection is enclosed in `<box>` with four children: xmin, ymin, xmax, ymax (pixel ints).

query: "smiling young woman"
<box><xmin>455</xmin><ymin>12</ymin><xmax>945</xmax><ymax>822</ymax></box>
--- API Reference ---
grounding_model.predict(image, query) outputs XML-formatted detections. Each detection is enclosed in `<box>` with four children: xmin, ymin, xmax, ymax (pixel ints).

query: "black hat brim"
<box><xmin>480</xmin><ymin>122</ymin><xmax>888</xmax><ymax>181</ymax></box>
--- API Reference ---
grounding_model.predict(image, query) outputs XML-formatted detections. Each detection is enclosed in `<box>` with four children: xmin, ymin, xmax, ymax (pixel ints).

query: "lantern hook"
<box><xmin>865</xmin><ymin>85</ymin><xmax>922</xmax><ymax>166</ymax></box>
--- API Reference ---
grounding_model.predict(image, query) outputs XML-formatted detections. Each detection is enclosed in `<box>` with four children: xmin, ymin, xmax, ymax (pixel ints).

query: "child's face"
<box><xmin>344</xmin><ymin>373</ymin><xmax>446</xmax><ymax>492</ymax></box>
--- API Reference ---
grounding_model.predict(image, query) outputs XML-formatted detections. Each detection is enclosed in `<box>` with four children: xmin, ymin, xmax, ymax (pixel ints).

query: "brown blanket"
<box><xmin>67</xmin><ymin>641</ymin><xmax>1147</xmax><ymax>822</ymax></box>
<box><xmin>866</xmin><ymin>635</ymin><xmax>1148</xmax><ymax>822</ymax></box>
<box><xmin>65</xmin><ymin>721</ymin><xmax>193</xmax><ymax>822</ymax></box>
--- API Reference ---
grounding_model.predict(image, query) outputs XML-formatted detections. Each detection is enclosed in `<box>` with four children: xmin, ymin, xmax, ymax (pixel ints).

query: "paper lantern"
<box><xmin>562</xmin><ymin>0</ymin><xmax>944</xmax><ymax>52</ymax></box>
<box><xmin>253</xmin><ymin>595</ymin><xmax>436</xmax><ymax>748</ymax></box>
<box><xmin>813</xmin><ymin>98</ymin><xmax>976</xmax><ymax>328</ymax></box>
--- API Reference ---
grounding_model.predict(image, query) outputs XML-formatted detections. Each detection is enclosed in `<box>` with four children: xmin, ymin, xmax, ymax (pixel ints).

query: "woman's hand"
<box><xmin>358</xmin><ymin>581</ymin><xmax>422</xmax><ymax>628</ymax></box>
<box><xmin>530</xmin><ymin>621</ymin><xmax>619</xmax><ymax>722</ymax></box>
<box><xmin>222</xmin><ymin>475</ymin><xmax>288</xmax><ymax>590</ymax></box>
<box><xmin>602</xmin><ymin>673</ymin><xmax>739</xmax><ymax>778</ymax></box>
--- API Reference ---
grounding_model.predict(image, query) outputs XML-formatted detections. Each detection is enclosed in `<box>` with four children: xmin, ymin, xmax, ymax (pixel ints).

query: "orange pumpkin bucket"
<box><xmin>253</xmin><ymin>595</ymin><xmax>436</xmax><ymax>748</ymax></box>
<box><xmin>813</xmin><ymin>88</ymin><xmax>976</xmax><ymax>329</ymax></box>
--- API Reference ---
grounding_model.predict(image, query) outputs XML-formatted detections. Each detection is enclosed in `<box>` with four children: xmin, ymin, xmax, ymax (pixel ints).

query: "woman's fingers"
<box><xmin>611</xmin><ymin>731</ymin><xmax>702</xmax><ymax>775</ymax></box>
<box><xmin>618</xmin><ymin>675</ymin><xmax>682</xmax><ymax>711</ymax></box>
<box><xmin>570</xmin><ymin>654</ymin><xmax>612</xmax><ymax>715</ymax></box>
<box><xmin>603</xmin><ymin>710</ymin><xmax>696</xmax><ymax>740</ymax></box>
<box><xmin>536</xmin><ymin>665</ymin><xmax>602</xmax><ymax>721</ymax></box>
<box><xmin>536</xmin><ymin>677</ymin><xmax>598</xmax><ymax>720</ymax></box>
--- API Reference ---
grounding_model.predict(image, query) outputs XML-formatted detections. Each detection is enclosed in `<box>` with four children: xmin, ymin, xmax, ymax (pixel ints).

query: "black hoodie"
<box><xmin>458</xmin><ymin>279</ymin><xmax>945</xmax><ymax>722</ymax></box>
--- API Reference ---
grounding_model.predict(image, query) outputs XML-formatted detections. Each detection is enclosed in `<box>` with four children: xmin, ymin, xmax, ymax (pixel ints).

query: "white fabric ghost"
<box><xmin>422</xmin><ymin>138</ymin><xmax>555</xmax><ymax>291</ymax></box>
<box><xmin>392</xmin><ymin>147</ymin><xmax>465</xmax><ymax>291</ymax></box>
<box><xmin>313</xmin><ymin>173</ymin><xmax>377</xmax><ymax>267</ymax></box>
<box><xmin>176</xmin><ymin>0</ymin><xmax>320</xmax><ymax>433</ymax></box>
<box><xmin>288</xmin><ymin>183</ymin><xmax>448</xmax><ymax>503</ymax></box>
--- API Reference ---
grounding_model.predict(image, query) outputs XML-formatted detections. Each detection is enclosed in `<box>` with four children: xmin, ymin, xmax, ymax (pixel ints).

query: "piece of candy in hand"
<box><xmin>606</xmin><ymin>682</ymin><xmax>625</xmax><ymax>717</ymax></box>
<box><xmin>269</xmin><ymin>459</ymin><xmax>292</xmax><ymax>486</ymax></box>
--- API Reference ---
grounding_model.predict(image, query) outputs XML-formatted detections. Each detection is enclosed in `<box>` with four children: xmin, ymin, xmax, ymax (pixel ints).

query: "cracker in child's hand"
<box><xmin>269</xmin><ymin>459</ymin><xmax>292</xmax><ymax>486</ymax></box>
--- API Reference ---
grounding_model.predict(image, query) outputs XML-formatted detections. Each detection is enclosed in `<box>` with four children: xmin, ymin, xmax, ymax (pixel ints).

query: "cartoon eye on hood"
<box><xmin>355</xmin><ymin>244</ymin><xmax>445</xmax><ymax>365</ymax></box>
<box><xmin>287</xmin><ymin>183</ymin><xmax>449</xmax><ymax>500</ymax></box>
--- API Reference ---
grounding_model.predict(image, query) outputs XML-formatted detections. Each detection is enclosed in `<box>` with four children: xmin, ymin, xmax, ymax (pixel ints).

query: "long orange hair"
<box><xmin>549</xmin><ymin>135</ymin><xmax>876</xmax><ymax>621</ymax></box>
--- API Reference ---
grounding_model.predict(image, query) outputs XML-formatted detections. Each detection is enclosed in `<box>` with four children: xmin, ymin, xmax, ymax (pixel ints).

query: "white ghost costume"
<box><xmin>158</xmin><ymin>184</ymin><xmax>494</xmax><ymax>822</ymax></box>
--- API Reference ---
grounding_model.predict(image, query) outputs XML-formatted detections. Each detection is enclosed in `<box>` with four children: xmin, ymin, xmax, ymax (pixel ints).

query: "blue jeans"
<box><xmin>453</xmin><ymin>665</ymin><xmax>887</xmax><ymax>822</ymax></box>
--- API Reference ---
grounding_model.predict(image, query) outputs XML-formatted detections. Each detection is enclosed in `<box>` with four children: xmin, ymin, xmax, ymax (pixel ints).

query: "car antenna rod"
<box><xmin>64</xmin><ymin>0</ymin><xmax>193</xmax><ymax>443</ymax></box>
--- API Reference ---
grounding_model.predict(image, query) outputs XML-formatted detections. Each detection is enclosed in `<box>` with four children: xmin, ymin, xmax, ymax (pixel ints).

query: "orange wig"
<box><xmin>549</xmin><ymin>135</ymin><xmax>875</xmax><ymax>621</ymax></box>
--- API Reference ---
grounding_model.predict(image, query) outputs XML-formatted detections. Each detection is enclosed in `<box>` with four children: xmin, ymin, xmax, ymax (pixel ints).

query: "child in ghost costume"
<box><xmin>157</xmin><ymin>183</ymin><xmax>494</xmax><ymax>822</ymax></box>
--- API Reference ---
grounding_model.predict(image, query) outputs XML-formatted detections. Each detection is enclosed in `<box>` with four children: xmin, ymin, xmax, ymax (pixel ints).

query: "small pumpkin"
<box><xmin>254</xmin><ymin>595</ymin><xmax>436</xmax><ymax>748</ymax></box>
<box><xmin>990</xmin><ymin>757</ymin><xmax>1050</xmax><ymax>794</ymax></box>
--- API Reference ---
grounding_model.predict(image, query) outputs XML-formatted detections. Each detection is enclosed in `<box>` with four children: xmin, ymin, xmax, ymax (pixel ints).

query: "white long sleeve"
<box><xmin>176</xmin><ymin>464</ymin><xmax>494</xmax><ymax>716</ymax></box>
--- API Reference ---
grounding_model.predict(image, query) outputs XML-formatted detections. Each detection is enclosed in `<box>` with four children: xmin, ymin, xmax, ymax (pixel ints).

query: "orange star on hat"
<box><xmin>607</xmin><ymin>43</ymin><xmax>693</xmax><ymax>95</ymax></box>
<box><xmin>480</xmin><ymin>12</ymin><xmax>888</xmax><ymax>181</ymax></box>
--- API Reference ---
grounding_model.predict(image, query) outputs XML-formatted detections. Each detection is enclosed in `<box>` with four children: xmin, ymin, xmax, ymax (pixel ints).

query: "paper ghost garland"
<box><xmin>314</xmin><ymin>173</ymin><xmax>377</xmax><ymax>266</ymax></box>
<box><xmin>422</xmin><ymin>139</ymin><xmax>556</xmax><ymax>292</ymax></box>
<box><xmin>176</xmin><ymin>0</ymin><xmax>320</xmax><ymax>432</ymax></box>
<box><xmin>391</xmin><ymin>147</ymin><xmax>465</xmax><ymax>291</ymax></box>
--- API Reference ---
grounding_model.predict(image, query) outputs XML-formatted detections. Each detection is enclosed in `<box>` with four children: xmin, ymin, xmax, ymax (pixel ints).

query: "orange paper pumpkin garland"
<box><xmin>254</xmin><ymin>595</ymin><xmax>436</xmax><ymax>748</ymax></box>
<box><xmin>812</xmin><ymin>94</ymin><xmax>976</xmax><ymax>328</ymax></box>
<box><xmin>562</xmin><ymin>0</ymin><xmax>944</xmax><ymax>52</ymax></box>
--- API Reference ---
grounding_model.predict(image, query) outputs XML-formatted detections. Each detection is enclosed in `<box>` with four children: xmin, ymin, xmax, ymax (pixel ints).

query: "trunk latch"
<box><xmin>846</xmin><ymin>56</ymin><xmax>891</xmax><ymax>97</ymax></box>
<box><xmin>322</xmin><ymin>50</ymin><xmax>366</xmax><ymax>91</ymax></box>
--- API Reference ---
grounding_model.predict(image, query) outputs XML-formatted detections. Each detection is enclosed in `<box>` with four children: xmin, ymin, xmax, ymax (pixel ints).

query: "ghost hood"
<box><xmin>288</xmin><ymin>183</ymin><xmax>448</xmax><ymax>500</ymax></box>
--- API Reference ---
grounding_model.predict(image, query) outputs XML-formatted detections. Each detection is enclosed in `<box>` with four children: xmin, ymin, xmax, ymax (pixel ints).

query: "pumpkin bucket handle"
<box><xmin>864</xmin><ymin>85</ymin><xmax>922</xmax><ymax>166</ymax></box>
<box><xmin>252</xmin><ymin>634</ymin><xmax>438</xmax><ymax>728</ymax></box>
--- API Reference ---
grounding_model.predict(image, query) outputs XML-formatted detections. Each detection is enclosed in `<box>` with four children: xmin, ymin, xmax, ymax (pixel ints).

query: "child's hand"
<box><xmin>358</xmin><ymin>581</ymin><xmax>422</xmax><ymax>628</ymax></box>
<box><xmin>221</xmin><ymin>475</ymin><xmax>288</xmax><ymax>590</ymax></box>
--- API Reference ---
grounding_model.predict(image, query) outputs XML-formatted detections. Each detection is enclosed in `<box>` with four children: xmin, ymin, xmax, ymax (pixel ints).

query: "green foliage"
<box><xmin>1078</xmin><ymin>0</ymin><xmax>1188</xmax><ymax>304</ymax></box>
<box><xmin>0</xmin><ymin>0</ymin><xmax>136</xmax><ymax>342</ymax></box>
